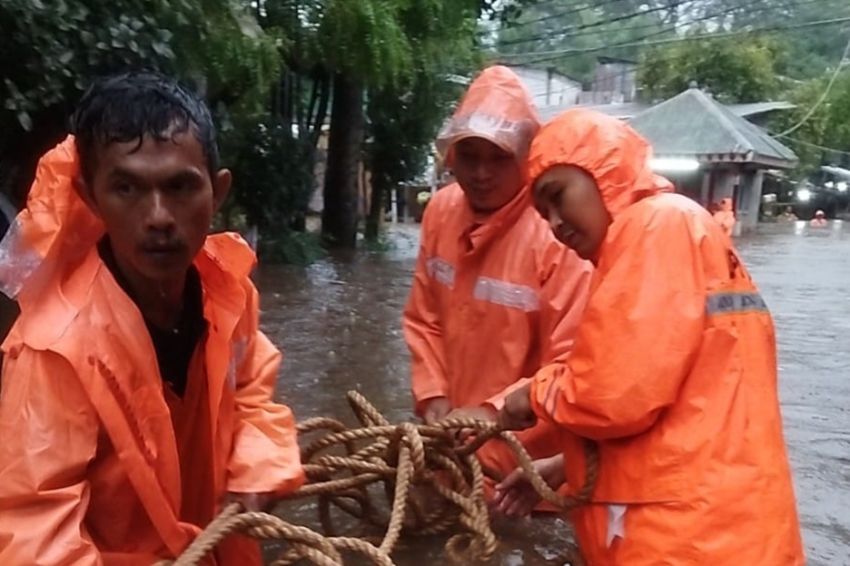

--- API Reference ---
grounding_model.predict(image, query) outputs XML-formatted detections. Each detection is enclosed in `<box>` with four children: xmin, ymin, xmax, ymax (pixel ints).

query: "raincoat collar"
<box><xmin>457</xmin><ymin>182</ymin><xmax>533</xmax><ymax>255</ymax></box>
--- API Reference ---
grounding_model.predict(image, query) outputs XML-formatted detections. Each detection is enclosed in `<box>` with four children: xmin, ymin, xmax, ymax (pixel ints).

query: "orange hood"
<box><xmin>436</xmin><ymin>65</ymin><xmax>540</xmax><ymax>170</ymax></box>
<box><xmin>528</xmin><ymin>109</ymin><xmax>673</xmax><ymax>218</ymax></box>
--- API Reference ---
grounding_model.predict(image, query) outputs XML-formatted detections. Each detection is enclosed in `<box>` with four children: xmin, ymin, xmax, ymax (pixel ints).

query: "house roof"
<box><xmin>538</xmin><ymin>99</ymin><xmax>794</xmax><ymax>124</ymax></box>
<box><xmin>628</xmin><ymin>88</ymin><xmax>798</xmax><ymax>168</ymax></box>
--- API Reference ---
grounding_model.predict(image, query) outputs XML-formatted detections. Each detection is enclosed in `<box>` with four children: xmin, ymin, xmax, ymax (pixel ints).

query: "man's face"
<box><xmin>452</xmin><ymin>137</ymin><xmax>524</xmax><ymax>213</ymax></box>
<box><xmin>78</xmin><ymin>129</ymin><xmax>231</xmax><ymax>285</ymax></box>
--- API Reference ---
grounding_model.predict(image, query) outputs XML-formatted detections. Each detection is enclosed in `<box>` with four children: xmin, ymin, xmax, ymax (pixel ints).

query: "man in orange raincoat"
<box><xmin>403</xmin><ymin>66</ymin><xmax>592</xmax><ymax>490</ymax></box>
<box><xmin>495</xmin><ymin>109</ymin><xmax>804</xmax><ymax>564</ymax></box>
<box><xmin>0</xmin><ymin>73</ymin><xmax>304</xmax><ymax>565</ymax></box>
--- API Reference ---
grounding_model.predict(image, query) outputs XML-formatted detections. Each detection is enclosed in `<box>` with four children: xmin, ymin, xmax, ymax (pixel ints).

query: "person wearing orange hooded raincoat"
<box><xmin>496</xmin><ymin>109</ymin><xmax>804</xmax><ymax>564</ymax></box>
<box><xmin>403</xmin><ymin>66</ymin><xmax>592</xmax><ymax>491</ymax></box>
<box><xmin>712</xmin><ymin>197</ymin><xmax>736</xmax><ymax>237</ymax></box>
<box><xmin>0</xmin><ymin>73</ymin><xmax>304</xmax><ymax>565</ymax></box>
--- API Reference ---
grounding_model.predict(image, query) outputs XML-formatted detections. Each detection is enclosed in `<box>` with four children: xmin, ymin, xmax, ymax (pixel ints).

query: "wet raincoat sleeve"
<box><xmin>403</xmin><ymin>207</ymin><xmax>449</xmax><ymax>413</ymax></box>
<box><xmin>486</xmin><ymin>246</ymin><xmax>591</xmax><ymax>410</ymax></box>
<box><xmin>0</xmin><ymin>347</ymin><xmax>102</xmax><ymax>566</ymax></box>
<box><xmin>530</xmin><ymin>211</ymin><xmax>706</xmax><ymax>440</ymax></box>
<box><xmin>226</xmin><ymin>285</ymin><xmax>305</xmax><ymax>495</ymax></box>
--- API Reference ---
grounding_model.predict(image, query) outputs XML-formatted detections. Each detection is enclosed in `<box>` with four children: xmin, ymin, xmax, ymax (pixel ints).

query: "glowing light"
<box><xmin>650</xmin><ymin>157</ymin><xmax>700</xmax><ymax>172</ymax></box>
<box><xmin>797</xmin><ymin>189</ymin><xmax>812</xmax><ymax>202</ymax></box>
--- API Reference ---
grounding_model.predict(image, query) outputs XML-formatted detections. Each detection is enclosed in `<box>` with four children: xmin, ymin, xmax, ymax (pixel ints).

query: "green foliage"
<box><xmin>0</xmin><ymin>0</ymin><xmax>279</xmax><ymax>203</ymax></box>
<box><xmin>0</xmin><ymin>0</ymin><xmax>486</xmax><ymax>259</ymax></box>
<box><xmin>367</xmin><ymin>72</ymin><xmax>461</xmax><ymax>200</ymax></box>
<box><xmin>638</xmin><ymin>36</ymin><xmax>781</xmax><ymax>103</ymax></box>
<box><xmin>223</xmin><ymin>115</ymin><xmax>315</xmax><ymax>233</ymax></box>
<box><xmin>0</xmin><ymin>0</ymin><xmax>277</xmax><ymax>131</ymax></box>
<box><xmin>0</xmin><ymin>0</ymin><xmax>184</xmax><ymax>133</ymax></box>
<box><xmin>258</xmin><ymin>231</ymin><xmax>326</xmax><ymax>265</ymax></box>
<box><xmin>772</xmin><ymin>71</ymin><xmax>850</xmax><ymax>175</ymax></box>
<box><xmin>299</xmin><ymin>0</ymin><xmax>478</xmax><ymax>89</ymax></box>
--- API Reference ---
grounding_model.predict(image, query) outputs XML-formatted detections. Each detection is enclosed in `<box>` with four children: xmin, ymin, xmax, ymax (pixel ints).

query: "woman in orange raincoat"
<box><xmin>0</xmin><ymin>73</ymin><xmax>304</xmax><ymax>565</ymax></box>
<box><xmin>495</xmin><ymin>109</ymin><xmax>804</xmax><ymax>564</ymax></box>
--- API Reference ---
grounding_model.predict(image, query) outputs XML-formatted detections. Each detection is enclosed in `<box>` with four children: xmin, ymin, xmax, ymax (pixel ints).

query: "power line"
<box><xmin>502</xmin><ymin>0</ymin><xmax>629</xmax><ymax>30</ymax></box>
<box><xmin>497</xmin><ymin>0</ymin><xmax>839</xmax><ymax>48</ymax></box>
<box><xmin>775</xmin><ymin>37</ymin><xmax>850</xmax><ymax>136</ymax></box>
<box><xmin>776</xmin><ymin>135</ymin><xmax>850</xmax><ymax>156</ymax></box>
<box><xmin>497</xmin><ymin>16</ymin><xmax>850</xmax><ymax>65</ymax></box>
<box><xmin>498</xmin><ymin>0</ymin><xmax>689</xmax><ymax>47</ymax></box>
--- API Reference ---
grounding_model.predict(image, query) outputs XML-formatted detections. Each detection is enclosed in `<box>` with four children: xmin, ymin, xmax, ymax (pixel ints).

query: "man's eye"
<box><xmin>113</xmin><ymin>182</ymin><xmax>135</xmax><ymax>195</ymax></box>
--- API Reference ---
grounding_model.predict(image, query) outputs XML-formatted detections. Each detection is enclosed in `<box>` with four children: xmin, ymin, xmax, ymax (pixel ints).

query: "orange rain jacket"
<box><xmin>0</xmin><ymin>138</ymin><xmax>305</xmax><ymax>565</ymax></box>
<box><xmin>526</xmin><ymin>109</ymin><xmax>804</xmax><ymax>564</ymax></box>
<box><xmin>404</xmin><ymin>67</ymin><xmax>593</xmax><ymax>481</ymax></box>
<box><xmin>712</xmin><ymin>197</ymin><xmax>736</xmax><ymax>237</ymax></box>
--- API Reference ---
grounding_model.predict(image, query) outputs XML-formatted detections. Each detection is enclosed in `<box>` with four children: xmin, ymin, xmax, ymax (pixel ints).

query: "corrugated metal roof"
<box><xmin>628</xmin><ymin>89</ymin><xmax>798</xmax><ymax>168</ymax></box>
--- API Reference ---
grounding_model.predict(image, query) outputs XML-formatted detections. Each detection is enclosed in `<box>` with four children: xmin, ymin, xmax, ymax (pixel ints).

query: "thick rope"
<box><xmin>159</xmin><ymin>391</ymin><xmax>598</xmax><ymax>565</ymax></box>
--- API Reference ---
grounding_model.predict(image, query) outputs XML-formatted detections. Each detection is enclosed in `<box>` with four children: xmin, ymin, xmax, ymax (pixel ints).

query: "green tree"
<box><xmin>291</xmin><ymin>0</ymin><xmax>479</xmax><ymax>249</ymax></box>
<box><xmin>772</xmin><ymin>70</ymin><xmax>850</xmax><ymax>175</ymax></box>
<box><xmin>0</xmin><ymin>0</ymin><xmax>278</xmax><ymax>206</ymax></box>
<box><xmin>638</xmin><ymin>36</ymin><xmax>782</xmax><ymax>103</ymax></box>
<box><xmin>365</xmin><ymin>72</ymin><xmax>464</xmax><ymax>241</ymax></box>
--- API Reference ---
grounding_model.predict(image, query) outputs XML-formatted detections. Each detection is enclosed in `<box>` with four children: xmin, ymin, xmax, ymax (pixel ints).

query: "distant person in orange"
<box><xmin>810</xmin><ymin>209</ymin><xmax>828</xmax><ymax>227</ymax></box>
<box><xmin>403</xmin><ymin>66</ymin><xmax>592</xmax><ymax>495</ymax></box>
<box><xmin>712</xmin><ymin>196</ymin><xmax>736</xmax><ymax>236</ymax></box>
<box><xmin>493</xmin><ymin>109</ymin><xmax>803</xmax><ymax>564</ymax></box>
<box><xmin>0</xmin><ymin>73</ymin><xmax>304</xmax><ymax>565</ymax></box>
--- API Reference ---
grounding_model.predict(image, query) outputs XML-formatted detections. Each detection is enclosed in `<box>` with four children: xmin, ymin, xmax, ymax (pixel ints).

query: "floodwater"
<box><xmin>256</xmin><ymin>221</ymin><xmax>850</xmax><ymax>565</ymax></box>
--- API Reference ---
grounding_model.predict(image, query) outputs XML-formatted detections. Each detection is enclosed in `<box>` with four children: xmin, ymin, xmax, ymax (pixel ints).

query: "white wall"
<box><xmin>508</xmin><ymin>66</ymin><xmax>581</xmax><ymax>109</ymax></box>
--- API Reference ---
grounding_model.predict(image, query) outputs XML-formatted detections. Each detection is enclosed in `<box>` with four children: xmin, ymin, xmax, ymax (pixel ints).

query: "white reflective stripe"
<box><xmin>226</xmin><ymin>337</ymin><xmax>249</xmax><ymax>391</ymax></box>
<box><xmin>473</xmin><ymin>277</ymin><xmax>540</xmax><ymax>312</ymax></box>
<box><xmin>426</xmin><ymin>257</ymin><xmax>455</xmax><ymax>288</ymax></box>
<box><xmin>543</xmin><ymin>376</ymin><xmax>559</xmax><ymax>419</ymax></box>
<box><xmin>706</xmin><ymin>291</ymin><xmax>768</xmax><ymax>316</ymax></box>
<box><xmin>606</xmin><ymin>504</ymin><xmax>627</xmax><ymax>547</ymax></box>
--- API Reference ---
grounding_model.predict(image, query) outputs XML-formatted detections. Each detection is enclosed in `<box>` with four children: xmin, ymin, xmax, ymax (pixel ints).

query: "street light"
<box><xmin>650</xmin><ymin>157</ymin><xmax>700</xmax><ymax>172</ymax></box>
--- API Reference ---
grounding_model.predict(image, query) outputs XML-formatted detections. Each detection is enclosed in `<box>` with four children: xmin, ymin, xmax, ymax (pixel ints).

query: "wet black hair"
<box><xmin>70</xmin><ymin>71</ymin><xmax>219</xmax><ymax>183</ymax></box>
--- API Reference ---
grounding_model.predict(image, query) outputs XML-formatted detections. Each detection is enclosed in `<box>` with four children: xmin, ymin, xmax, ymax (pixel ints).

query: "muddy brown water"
<box><xmin>256</xmin><ymin>221</ymin><xmax>850</xmax><ymax>565</ymax></box>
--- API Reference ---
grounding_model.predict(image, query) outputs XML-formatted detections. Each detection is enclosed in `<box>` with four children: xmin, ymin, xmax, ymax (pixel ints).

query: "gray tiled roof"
<box><xmin>628</xmin><ymin>89</ymin><xmax>797</xmax><ymax>167</ymax></box>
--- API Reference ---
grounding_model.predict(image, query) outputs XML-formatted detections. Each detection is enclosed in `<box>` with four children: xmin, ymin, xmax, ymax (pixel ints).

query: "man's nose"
<box><xmin>145</xmin><ymin>191</ymin><xmax>176</xmax><ymax>232</ymax></box>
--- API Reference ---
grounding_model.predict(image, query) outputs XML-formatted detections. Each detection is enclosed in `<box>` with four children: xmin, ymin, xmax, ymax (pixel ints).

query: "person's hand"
<box><xmin>225</xmin><ymin>491</ymin><xmax>277</xmax><ymax>513</ymax></box>
<box><xmin>497</xmin><ymin>384</ymin><xmax>536</xmax><ymax>431</ymax></box>
<box><xmin>443</xmin><ymin>405</ymin><xmax>498</xmax><ymax>443</ymax></box>
<box><xmin>422</xmin><ymin>396</ymin><xmax>452</xmax><ymax>424</ymax></box>
<box><xmin>492</xmin><ymin>454</ymin><xmax>565</xmax><ymax>517</ymax></box>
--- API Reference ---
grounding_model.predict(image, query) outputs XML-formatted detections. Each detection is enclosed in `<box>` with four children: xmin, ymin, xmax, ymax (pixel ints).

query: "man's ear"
<box><xmin>212</xmin><ymin>168</ymin><xmax>232</xmax><ymax>213</ymax></box>
<box><xmin>73</xmin><ymin>174</ymin><xmax>101</xmax><ymax>219</ymax></box>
